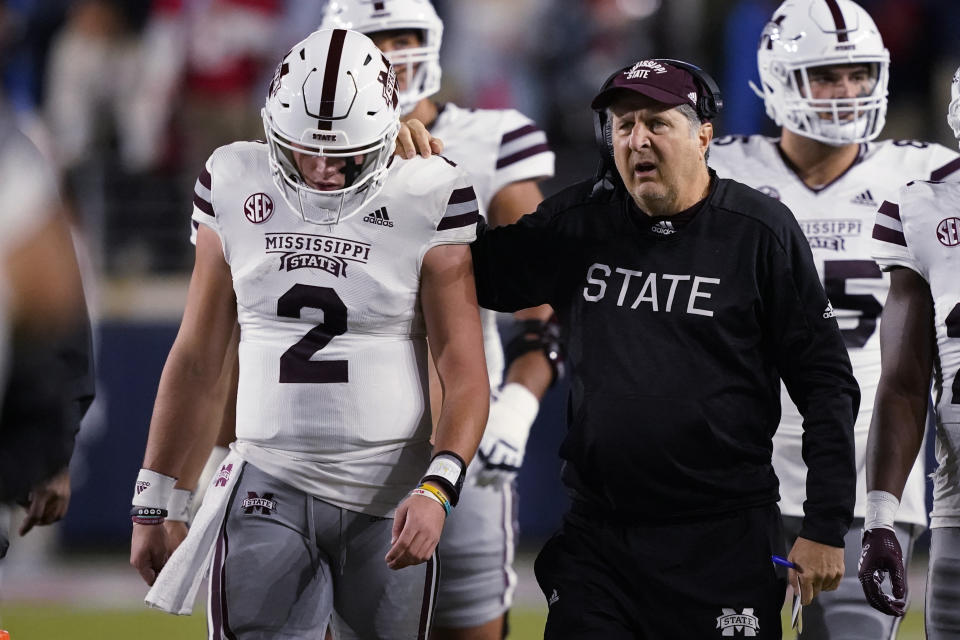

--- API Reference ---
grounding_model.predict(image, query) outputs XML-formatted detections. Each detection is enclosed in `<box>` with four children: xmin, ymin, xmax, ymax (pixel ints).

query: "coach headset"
<box><xmin>592</xmin><ymin>58</ymin><xmax>723</xmax><ymax>188</ymax></box>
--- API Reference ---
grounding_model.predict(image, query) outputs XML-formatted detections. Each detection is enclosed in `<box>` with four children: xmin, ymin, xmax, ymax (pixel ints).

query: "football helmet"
<box><xmin>948</xmin><ymin>66</ymin><xmax>960</xmax><ymax>145</ymax></box>
<box><xmin>753</xmin><ymin>0</ymin><xmax>889</xmax><ymax>145</ymax></box>
<box><xmin>321</xmin><ymin>0</ymin><xmax>442</xmax><ymax>115</ymax></box>
<box><xmin>262</xmin><ymin>28</ymin><xmax>400</xmax><ymax>225</ymax></box>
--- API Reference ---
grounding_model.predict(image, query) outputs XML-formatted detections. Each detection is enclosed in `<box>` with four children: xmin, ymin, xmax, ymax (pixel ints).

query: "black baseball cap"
<box><xmin>591</xmin><ymin>60</ymin><xmax>700</xmax><ymax>112</ymax></box>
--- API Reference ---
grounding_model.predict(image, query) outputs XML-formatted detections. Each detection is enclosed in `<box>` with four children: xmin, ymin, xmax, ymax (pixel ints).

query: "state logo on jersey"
<box><xmin>264</xmin><ymin>232</ymin><xmax>372</xmax><ymax>277</ymax></box>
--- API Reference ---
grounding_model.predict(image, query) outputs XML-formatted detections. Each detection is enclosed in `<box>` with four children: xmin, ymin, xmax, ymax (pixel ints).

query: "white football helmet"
<box><xmin>262</xmin><ymin>28</ymin><xmax>400</xmax><ymax>225</ymax></box>
<box><xmin>753</xmin><ymin>0</ymin><xmax>889</xmax><ymax>145</ymax></box>
<box><xmin>321</xmin><ymin>0</ymin><xmax>442</xmax><ymax>115</ymax></box>
<box><xmin>948</xmin><ymin>66</ymin><xmax>960</xmax><ymax>146</ymax></box>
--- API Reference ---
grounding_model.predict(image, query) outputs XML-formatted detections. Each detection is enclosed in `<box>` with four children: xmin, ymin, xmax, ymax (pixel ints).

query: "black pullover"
<box><xmin>471</xmin><ymin>172</ymin><xmax>859</xmax><ymax>547</ymax></box>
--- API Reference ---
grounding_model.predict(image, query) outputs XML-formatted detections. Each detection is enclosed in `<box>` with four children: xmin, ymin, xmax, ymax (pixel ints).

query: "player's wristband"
<box><xmin>132</xmin><ymin>469</ymin><xmax>177</xmax><ymax>509</ymax></box>
<box><xmin>166</xmin><ymin>488</ymin><xmax>194</xmax><ymax>524</ymax></box>
<box><xmin>864</xmin><ymin>490</ymin><xmax>899</xmax><ymax>531</ymax></box>
<box><xmin>412</xmin><ymin>486</ymin><xmax>450</xmax><ymax>516</ymax></box>
<box><xmin>421</xmin><ymin>451</ymin><xmax>465</xmax><ymax>507</ymax></box>
<box><xmin>130</xmin><ymin>506</ymin><xmax>168</xmax><ymax>525</ymax></box>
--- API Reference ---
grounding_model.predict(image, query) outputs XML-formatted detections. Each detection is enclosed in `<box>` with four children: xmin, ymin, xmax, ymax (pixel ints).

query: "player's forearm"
<box><xmin>141</xmin><ymin>345</ymin><xmax>225</xmax><ymax>478</ymax></box>
<box><xmin>866</xmin><ymin>384</ymin><xmax>928</xmax><ymax>498</ymax></box>
<box><xmin>432</xmin><ymin>368</ymin><xmax>489</xmax><ymax>467</ymax></box>
<box><xmin>503</xmin><ymin>351</ymin><xmax>552</xmax><ymax>401</ymax></box>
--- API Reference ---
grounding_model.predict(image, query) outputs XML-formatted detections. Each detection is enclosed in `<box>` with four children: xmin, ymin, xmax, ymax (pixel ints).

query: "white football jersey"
<box><xmin>710</xmin><ymin>134</ymin><xmax>960</xmax><ymax>525</ymax></box>
<box><xmin>430</xmin><ymin>103</ymin><xmax>554</xmax><ymax>388</ymax></box>
<box><xmin>191</xmin><ymin>141</ymin><xmax>480</xmax><ymax>517</ymax></box>
<box><xmin>873</xmin><ymin>180</ymin><xmax>960</xmax><ymax>528</ymax></box>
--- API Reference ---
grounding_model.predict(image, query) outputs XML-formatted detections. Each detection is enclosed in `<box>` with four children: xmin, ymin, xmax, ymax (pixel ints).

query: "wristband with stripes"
<box><xmin>412</xmin><ymin>485</ymin><xmax>450</xmax><ymax>516</ymax></box>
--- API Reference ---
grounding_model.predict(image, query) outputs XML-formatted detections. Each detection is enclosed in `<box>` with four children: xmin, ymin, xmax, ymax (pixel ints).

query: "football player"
<box><xmin>322</xmin><ymin>3</ymin><xmax>558</xmax><ymax>639</ymax></box>
<box><xmin>708</xmin><ymin>1</ymin><xmax>960</xmax><ymax>638</ymax></box>
<box><xmin>129</xmin><ymin>28</ymin><xmax>489</xmax><ymax>639</ymax></box>
<box><xmin>860</xmin><ymin>66</ymin><xmax>960</xmax><ymax>639</ymax></box>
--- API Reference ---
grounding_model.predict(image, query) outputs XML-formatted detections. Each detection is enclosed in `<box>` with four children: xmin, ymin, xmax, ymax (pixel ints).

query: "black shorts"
<box><xmin>534</xmin><ymin>504</ymin><xmax>788</xmax><ymax>639</ymax></box>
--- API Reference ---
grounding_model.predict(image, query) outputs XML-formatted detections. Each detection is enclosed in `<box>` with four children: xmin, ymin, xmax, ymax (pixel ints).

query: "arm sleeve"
<box><xmin>191</xmin><ymin>156</ymin><xmax>221</xmax><ymax>244</ymax></box>
<box><xmin>765</xmin><ymin>211</ymin><xmax>860</xmax><ymax>547</ymax></box>
<box><xmin>491</xmin><ymin>109</ymin><xmax>555</xmax><ymax>194</ymax></box>
<box><xmin>926</xmin><ymin>143</ymin><xmax>960</xmax><ymax>182</ymax></box>
<box><xmin>427</xmin><ymin>177</ymin><xmax>482</xmax><ymax>249</ymax></box>
<box><xmin>872</xmin><ymin>194</ymin><xmax>924</xmax><ymax>278</ymax></box>
<box><xmin>470</xmin><ymin>202</ymin><xmax>566</xmax><ymax>313</ymax></box>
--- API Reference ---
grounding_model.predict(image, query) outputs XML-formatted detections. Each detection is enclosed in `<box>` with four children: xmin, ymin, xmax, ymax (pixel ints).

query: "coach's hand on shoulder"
<box><xmin>787</xmin><ymin>537</ymin><xmax>844</xmax><ymax>605</ymax></box>
<box><xmin>394</xmin><ymin>119</ymin><xmax>443</xmax><ymax>159</ymax></box>
<box><xmin>130</xmin><ymin>524</ymin><xmax>171</xmax><ymax>586</ymax></box>
<box><xmin>385</xmin><ymin>488</ymin><xmax>447</xmax><ymax>570</ymax></box>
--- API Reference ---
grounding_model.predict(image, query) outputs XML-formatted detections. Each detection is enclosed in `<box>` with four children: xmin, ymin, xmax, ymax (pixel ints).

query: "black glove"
<box><xmin>858</xmin><ymin>528</ymin><xmax>906</xmax><ymax>616</ymax></box>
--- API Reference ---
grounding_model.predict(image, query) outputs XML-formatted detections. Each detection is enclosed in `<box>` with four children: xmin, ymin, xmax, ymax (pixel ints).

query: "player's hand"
<box><xmin>385</xmin><ymin>490</ymin><xmax>447</xmax><ymax>570</ymax></box>
<box><xmin>858</xmin><ymin>528</ymin><xmax>907</xmax><ymax>616</ymax></box>
<box><xmin>19</xmin><ymin>467</ymin><xmax>71</xmax><ymax>536</ymax></box>
<box><xmin>787</xmin><ymin>536</ymin><xmax>844</xmax><ymax>605</ymax></box>
<box><xmin>130</xmin><ymin>524</ymin><xmax>171</xmax><ymax>586</ymax></box>
<box><xmin>394</xmin><ymin>118</ymin><xmax>443</xmax><ymax>159</ymax></box>
<box><xmin>472</xmin><ymin>383</ymin><xmax>538</xmax><ymax>488</ymax></box>
<box><xmin>163</xmin><ymin>520</ymin><xmax>189</xmax><ymax>556</ymax></box>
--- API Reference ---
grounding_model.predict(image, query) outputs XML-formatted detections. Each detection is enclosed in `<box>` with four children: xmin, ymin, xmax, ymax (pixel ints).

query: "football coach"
<box><xmin>470</xmin><ymin>58</ymin><xmax>860</xmax><ymax>638</ymax></box>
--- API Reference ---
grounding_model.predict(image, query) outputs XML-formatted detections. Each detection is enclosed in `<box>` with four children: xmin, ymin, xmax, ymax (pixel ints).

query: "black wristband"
<box><xmin>421</xmin><ymin>451</ymin><xmax>466</xmax><ymax>507</ymax></box>
<box><xmin>130</xmin><ymin>506</ymin><xmax>168</xmax><ymax>520</ymax></box>
<box><xmin>504</xmin><ymin>316</ymin><xmax>565</xmax><ymax>386</ymax></box>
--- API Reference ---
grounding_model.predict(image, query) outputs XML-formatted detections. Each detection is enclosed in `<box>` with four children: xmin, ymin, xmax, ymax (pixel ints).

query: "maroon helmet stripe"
<box><xmin>931</xmin><ymin>157</ymin><xmax>960</xmax><ymax>182</ymax></box>
<box><xmin>317</xmin><ymin>29</ymin><xmax>347</xmax><ymax>131</ymax></box>
<box><xmin>871</xmin><ymin>223</ymin><xmax>907</xmax><ymax>247</ymax></box>
<box><xmin>877</xmin><ymin>200</ymin><xmax>901</xmax><ymax>222</ymax></box>
<box><xmin>438</xmin><ymin>211</ymin><xmax>479</xmax><ymax>231</ymax></box>
<box><xmin>496</xmin><ymin>143</ymin><xmax>551</xmax><ymax>169</ymax></box>
<box><xmin>824</xmin><ymin>0</ymin><xmax>849</xmax><ymax>42</ymax></box>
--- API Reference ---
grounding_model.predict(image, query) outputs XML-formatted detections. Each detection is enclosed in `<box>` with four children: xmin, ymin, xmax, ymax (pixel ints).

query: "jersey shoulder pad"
<box><xmin>871</xmin><ymin>139</ymin><xmax>960</xmax><ymax>182</ymax></box>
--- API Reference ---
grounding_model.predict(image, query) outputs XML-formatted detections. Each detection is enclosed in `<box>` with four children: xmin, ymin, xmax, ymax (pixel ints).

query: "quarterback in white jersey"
<box><xmin>322</xmin><ymin>2</ymin><xmax>558</xmax><ymax>638</ymax></box>
<box><xmin>860</xmin><ymin>67</ymin><xmax>960</xmax><ymax>638</ymax></box>
<box><xmin>709</xmin><ymin>1</ymin><xmax>959</xmax><ymax>638</ymax></box>
<box><xmin>129</xmin><ymin>29</ymin><xmax>489</xmax><ymax>639</ymax></box>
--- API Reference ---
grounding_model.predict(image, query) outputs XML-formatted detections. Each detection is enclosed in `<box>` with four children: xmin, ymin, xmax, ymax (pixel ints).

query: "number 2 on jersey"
<box><xmin>278</xmin><ymin>284</ymin><xmax>348</xmax><ymax>383</ymax></box>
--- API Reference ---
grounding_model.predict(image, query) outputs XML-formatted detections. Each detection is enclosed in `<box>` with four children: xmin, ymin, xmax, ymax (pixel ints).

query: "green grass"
<box><xmin>0</xmin><ymin>603</ymin><xmax>925</xmax><ymax>639</ymax></box>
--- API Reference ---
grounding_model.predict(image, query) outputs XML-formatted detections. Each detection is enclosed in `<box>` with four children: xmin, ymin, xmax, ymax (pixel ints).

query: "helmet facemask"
<box><xmin>948</xmin><ymin>67</ymin><xmax>960</xmax><ymax>147</ymax></box>
<box><xmin>753</xmin><ymin>0</ymin><xmax>890</xmax><ymax>146</ymax></box>
<box><xmin>262</xmin><ymin>29</ymin><xmax>402</xmax><ymax>226</ymax></box>
<box><xmin>778</xmin><ymin>62</ymin><xmax>888</xmax><ymax>146</ymax></box>
<box><xmin>320</xmin><ymin>0</ymin><xmax>443</xmax><ymax>116</ymax></box>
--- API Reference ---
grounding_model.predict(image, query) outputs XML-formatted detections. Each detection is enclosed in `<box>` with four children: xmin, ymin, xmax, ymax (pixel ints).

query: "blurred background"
<box><xmin>0</xmin><ymin>0</ymin><xmax>956</xmax><ymax>637</ymax></box>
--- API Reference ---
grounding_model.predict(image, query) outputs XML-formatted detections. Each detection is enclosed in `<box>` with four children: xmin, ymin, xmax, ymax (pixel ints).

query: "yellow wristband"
<box><xmin>416</xmin><ymin>483</ymin><xmax>451</xmax><ymax>515</ymax></box>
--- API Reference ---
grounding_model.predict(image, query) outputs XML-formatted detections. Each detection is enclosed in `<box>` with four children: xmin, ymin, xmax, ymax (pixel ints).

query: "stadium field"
<box><xmin>0</xmin><ymin>603</ymin><xmax>925</xmax><ymax>639</ymax></box>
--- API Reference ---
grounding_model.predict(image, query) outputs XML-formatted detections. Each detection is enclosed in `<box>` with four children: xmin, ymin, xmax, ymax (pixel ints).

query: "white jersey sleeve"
<box><xmin>190</xmin><ymin>154</ymin><xmax>221</xmax><ymax>245</ymax></box>
<box><xmin>490</xmin><ymin>108</ymin><xmax>554</xmax><ymax>195</ymax></box>
<box><xmin>875</xmin><ymin>179</ymin><xmax>960</xmax><ymax>526</ymax></box>
<box><xmin>0</xmin><ymin>122</ymin><xmax>59</xmax><ymax>255</ymax></box>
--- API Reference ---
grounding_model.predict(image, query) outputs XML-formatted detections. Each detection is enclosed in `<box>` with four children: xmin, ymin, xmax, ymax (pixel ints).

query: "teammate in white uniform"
<box><xmin>128</xmin><ymin>29</ymin><xmax>489</xmax><ymax>639</ymax></box>
<box><xmin>708</xmin><ymin>1</ymin><xmax>960</xmax><ymax>637</ymax></box>
<box><xmin>860</xmin><ymin>66</ymin><xmax>960</xmax><ymax>639</ymax></box>
<box><xmin>321</xmin><ymin>3</ymin><xmax>558</xmax><ymax>638</ymax></box>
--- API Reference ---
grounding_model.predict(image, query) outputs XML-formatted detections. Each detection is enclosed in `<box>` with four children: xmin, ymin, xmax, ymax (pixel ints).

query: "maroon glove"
<box><xmin>858</xmin><ymin>528</ymin><xmax>906</xmax><ymax>616</ymax></box>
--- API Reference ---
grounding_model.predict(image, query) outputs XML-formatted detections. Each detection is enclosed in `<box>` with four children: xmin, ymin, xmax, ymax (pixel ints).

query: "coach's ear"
<box><xmin>394</xmin><ymin>120</ymin><xmax>444</xmax><ymax>159</ymax></box>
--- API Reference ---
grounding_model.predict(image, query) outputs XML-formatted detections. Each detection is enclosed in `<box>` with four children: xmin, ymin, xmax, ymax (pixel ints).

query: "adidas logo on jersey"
<box><xmin>363</xmin><ymin>207</ymin><xmax>394</xmax><ymax>227</ymax></box>
<box><xmin>851</xmin><ymin>190</ymin><xmax>877</xmax><ymax>207</ymax></box>
<box><xmin>651</xmin><ymin>220</ymin><xmax>676</xmax><ymax>235</ymax></box>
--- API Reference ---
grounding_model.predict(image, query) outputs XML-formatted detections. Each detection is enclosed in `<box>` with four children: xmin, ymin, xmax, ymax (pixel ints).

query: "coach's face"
<box><xmin>610</xmin><ymin>93</ymin><xmax>712</xmax><ymax>216</ymax></box>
